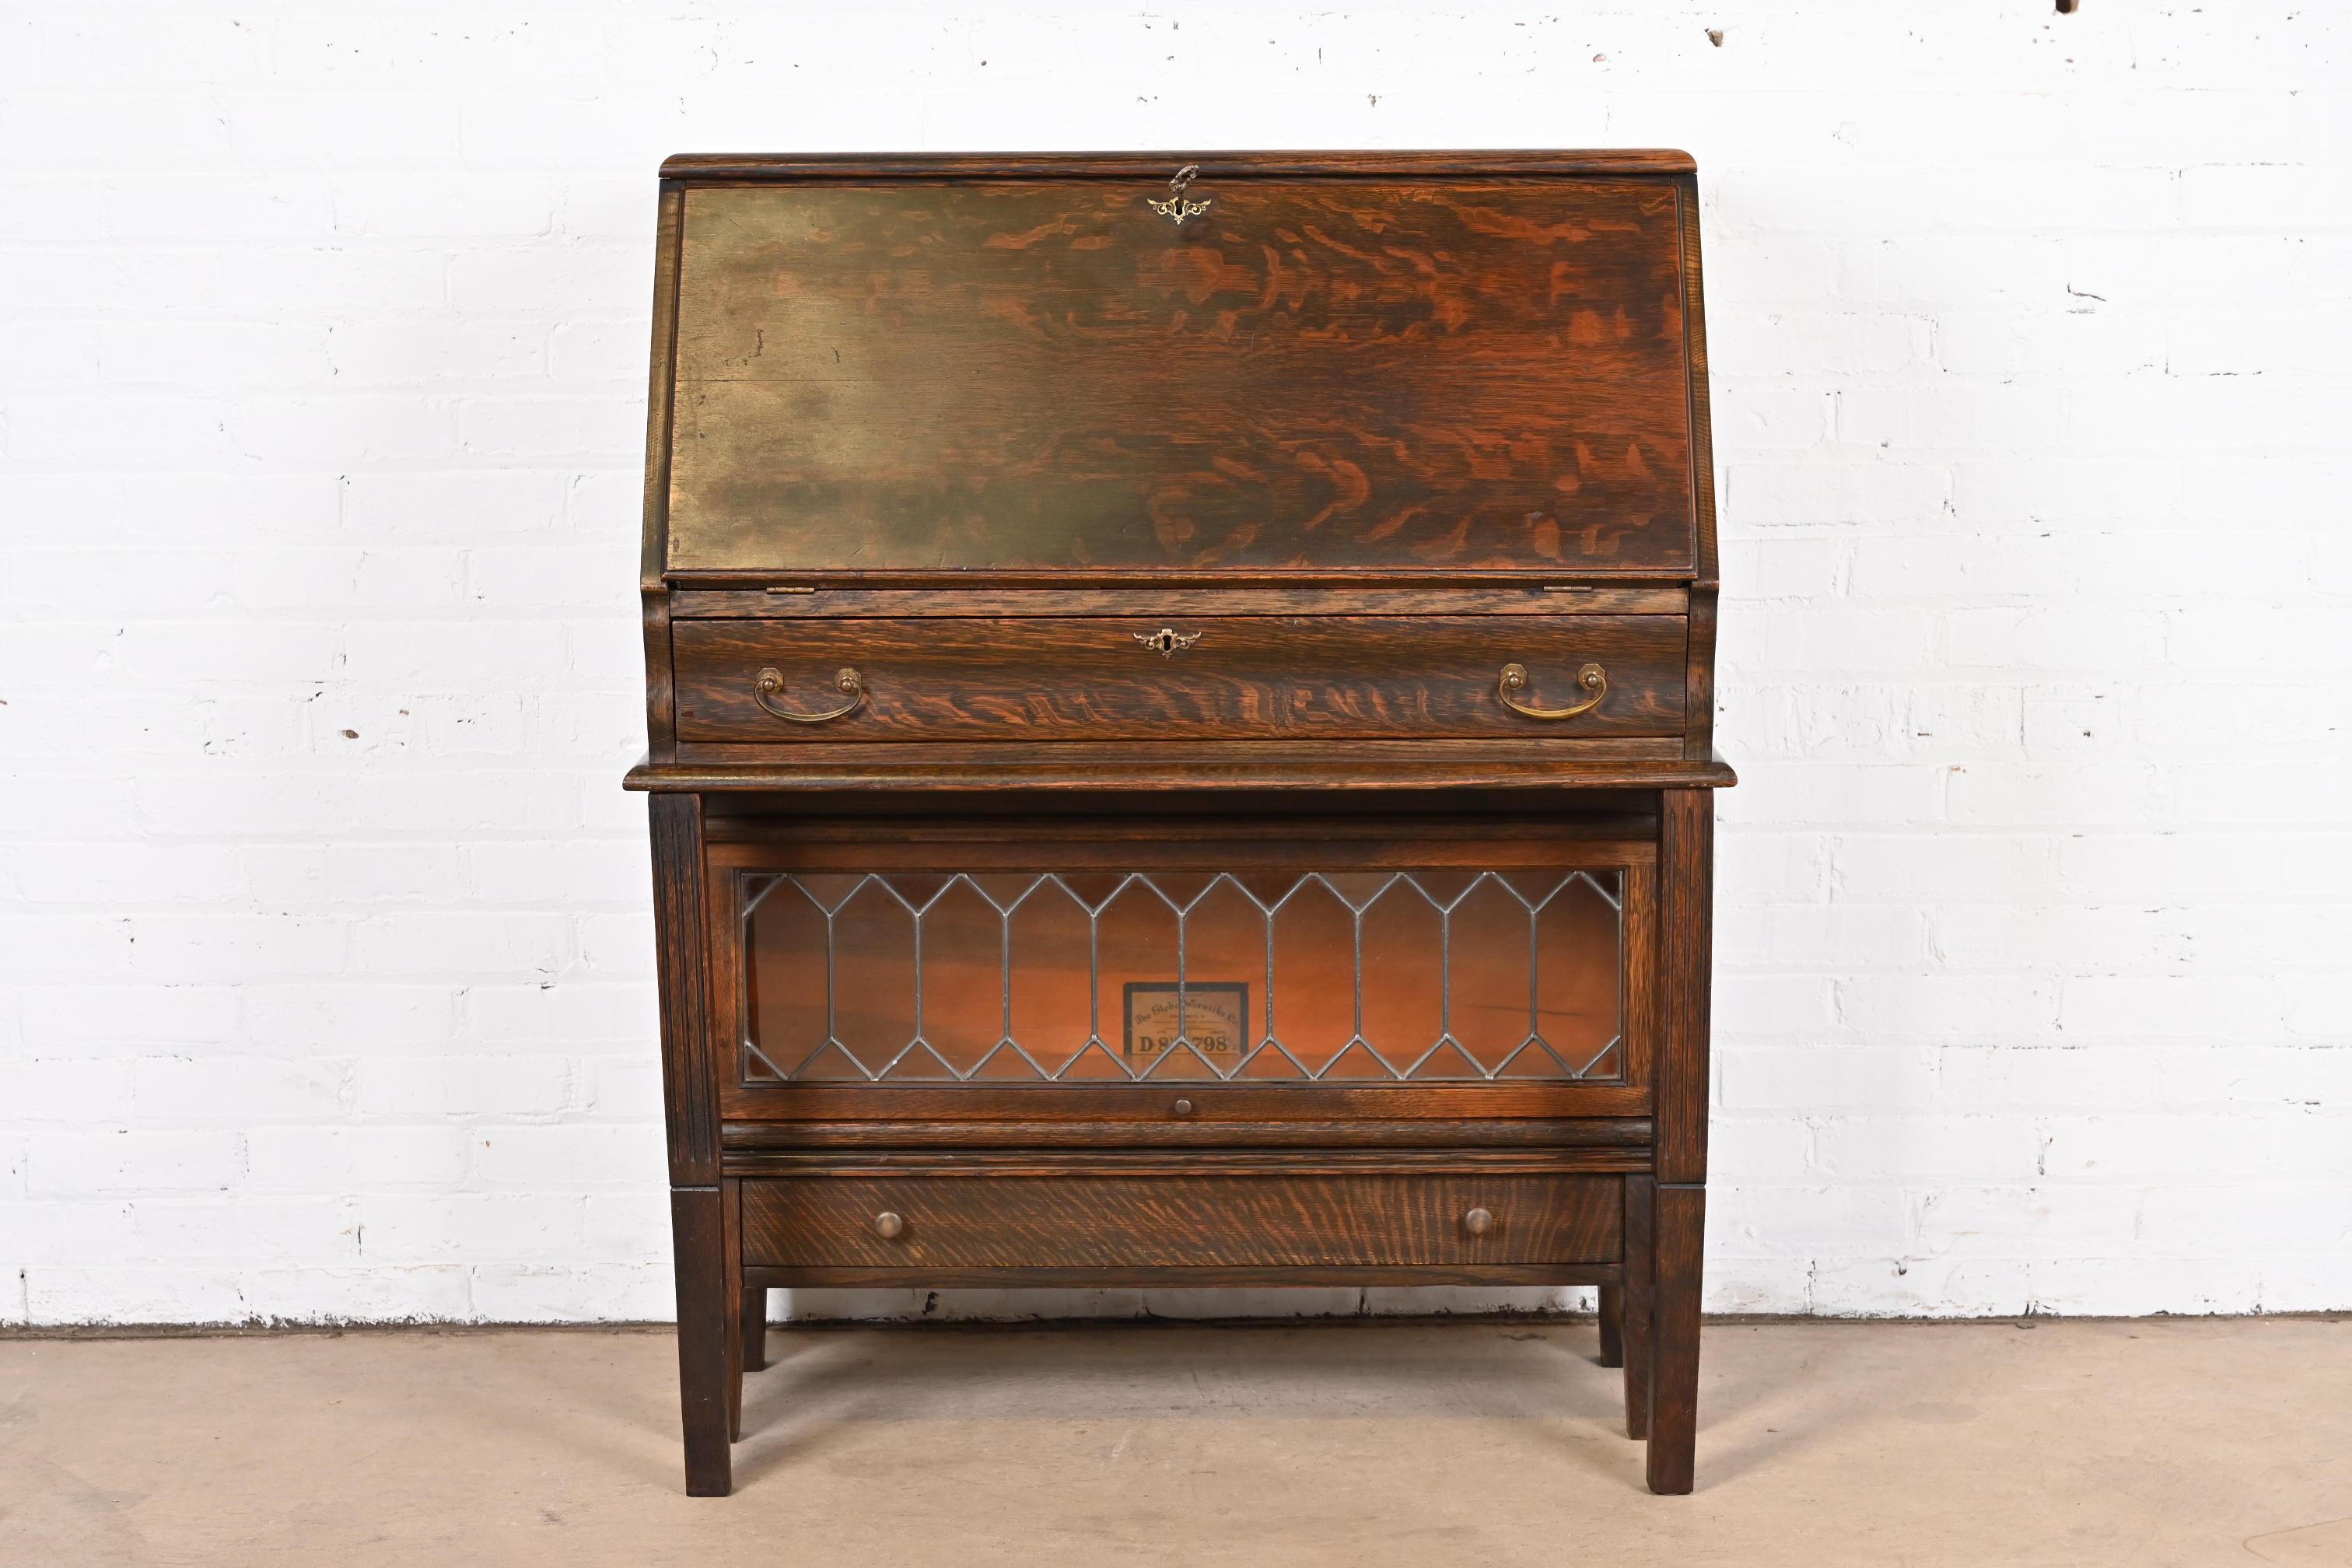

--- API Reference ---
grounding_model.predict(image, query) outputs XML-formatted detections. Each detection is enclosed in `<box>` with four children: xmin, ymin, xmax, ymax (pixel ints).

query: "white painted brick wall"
<box><xmin>3</xmin><ymin>2</ymin><xmax>2347</xmax><ymax>1325</ymax></box>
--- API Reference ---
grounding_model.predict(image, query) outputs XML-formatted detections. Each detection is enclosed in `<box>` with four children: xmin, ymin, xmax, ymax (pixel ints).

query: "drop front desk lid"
<box><xmin>647</xmin><ymin>152</ymin><xmax>1716</xmax><ymax>586</ymax></box>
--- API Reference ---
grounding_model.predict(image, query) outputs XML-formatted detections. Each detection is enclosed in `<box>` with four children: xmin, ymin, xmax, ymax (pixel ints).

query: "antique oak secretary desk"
<box><xmin>628</xmin><ymin>151</ymin><xmax>1731</xmax><ymax>1496</ymax></box>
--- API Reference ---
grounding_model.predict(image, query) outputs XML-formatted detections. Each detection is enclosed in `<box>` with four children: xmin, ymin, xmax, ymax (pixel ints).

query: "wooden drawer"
<box><xmin>740</xmin><ymin>1172</ymin><xmax>1622</xmax><ymax>1269</ymax></box>
<box><xmin>674</xmin><ymin>615</ymin><xmax>1685</xmax><ymax>743</ymax></box>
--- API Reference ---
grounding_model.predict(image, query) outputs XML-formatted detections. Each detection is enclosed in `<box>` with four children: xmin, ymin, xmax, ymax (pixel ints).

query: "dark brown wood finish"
<box><xmin>744</xmin><ymin>1173</ymin><xmax>1621</xmax><ymax>1271</ymax></box>
<box><xmin>666</xmin><ymin>174</ymin><xmax>1694</xmax><ymax>579</ymax></box>
<box><xmin>641</xmin><ymin>184</ymin><xmax>685</xmax><ymax>761</ymax></box>
<box><xmin>662</xmin><ymin>151</ymin><xmax>1701</xmax><ymax>180</ymax></box>
<box><xmin>1674</xmin><ymin>179</ymin><xmax>1720</xmax><ymax>765</ymax></box>
<box><xmin>707</xmin><ymin>807</ymin><xmax>1661</xmax><ymax>860</ymax></box>
<box><xmin>635</xmin><ymin>151</ymin><xmax>1728</xmax><ymax>1497</ymax></box>
<box><xmin>630</xmin><ymin>751</ymin><xmax>1734</xmax><ymax>796</ymax></box>
<box><xmin>1657</xmin><ymin>788</ymin><xmax>1715</xmax><ymax>1184</ymax></box>
<box><xmin>1647</xmin><ymin>1183</ymin><xmax>1706</xmax><ymax>1494</ymax></box>
<box><xmin>1622</xmin><ymin>1173</ymin><xmax>1657</xmax><ymax>1440</ymax></box>
<box><xmin>721</xmin><ymin>1177</ymin><xmax>744</xmax><ymax>1444</ymax></box>
<box><xmin>670</xmin><ymin>586</ymin><xmax>1689</xmax><ymax>618</ymax></box>
<box><xmin>743</xmin><ymin>1262</ymin><xmax>1624</xmax><ymax>1290</ymax></box>
<box><xmin>667</xmin><ymin>1185</ymin><xmax>731</xmax><ymax>1496</ymax></box>
<box><xmin>740</xmin><ymin>1285</ymin><xmax>766</xmax><ymax>1374</ymax></box>
<box><xmin>649</xmin><ymin>794</ymin><xmax>718</xmax><ymax>1184</ymax></box>
<box><xmin>673</xmin><ymin>615</ymin><xmax>1687</xmax><ymax>744</ymax></box>
<box><xmin>719</xmin><ymin>1122</ymin><xmax>1653</xmax><ymax>1153</ymax></box>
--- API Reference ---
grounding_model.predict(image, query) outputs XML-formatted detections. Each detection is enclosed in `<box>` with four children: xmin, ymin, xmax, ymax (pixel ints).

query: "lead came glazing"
<box><xmin>741</xmin><ymin>869</ymin><xmax>1623</xmax><ymax>1084</ymax></box>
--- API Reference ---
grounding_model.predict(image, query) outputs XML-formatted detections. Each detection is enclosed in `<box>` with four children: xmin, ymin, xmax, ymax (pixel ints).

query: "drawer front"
<box><xmin>674</xmin><ymin>614</ymin><xmax>1686</xmax><ymax>743</ymax></box>
<box><xmin>740</xmin><ymin>1172</ymin><xmax>1622</xmax><ymax>1269</ymax></box>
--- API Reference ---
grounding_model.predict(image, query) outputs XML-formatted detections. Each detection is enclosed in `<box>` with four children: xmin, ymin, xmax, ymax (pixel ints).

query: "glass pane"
<box><xmin>742</xmin><ymin>868</ymin><xmax>1623</xmax><ymax>1085</ymax></box>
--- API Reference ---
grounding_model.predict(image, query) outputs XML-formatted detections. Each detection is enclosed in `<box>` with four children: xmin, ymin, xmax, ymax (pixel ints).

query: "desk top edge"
<box><xmin>622</xmin><ymin>755</ymin><xmax>1739</xmax><ymax>794</ymax></box>
<box><xmin>658</xmin><ymin>149</ymin><xmax>1699</xmax><ymax>182</ymax></box>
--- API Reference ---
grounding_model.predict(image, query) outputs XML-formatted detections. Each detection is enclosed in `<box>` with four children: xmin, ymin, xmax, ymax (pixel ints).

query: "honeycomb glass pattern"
<box><xmin>741</xmin><ymin>870</ymin><xmax>1622</xmax><ymax>1084</ymax></box>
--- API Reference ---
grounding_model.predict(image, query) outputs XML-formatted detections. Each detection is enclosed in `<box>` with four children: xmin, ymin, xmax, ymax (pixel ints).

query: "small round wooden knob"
<box><xmin>1464</xmin><ymin>1207</ymin><xmax>1494</xmax><ymax>1236</ymax></box>
<box><xmin>873</xmin><ymin>1211</ymin><xmax>904</xmax><ymax>1240</ymax></box>
<box><xmin>1171</xmin><ymin>1097</ymin><xmax>1195</xmax><ymax>1118</ymax></box>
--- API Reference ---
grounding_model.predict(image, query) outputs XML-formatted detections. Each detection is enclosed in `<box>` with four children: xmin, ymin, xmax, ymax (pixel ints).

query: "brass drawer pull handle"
<box><xmin>873</xmin><ymin>1211</ymin><xmax>904</xmax><ymax>1241</ymax></box>
<box><xmin>752</xmin><ymin>665</ymin><xmax>866</xmax><ymax>724</ymax></box>
<box><xmin>1496</xmin><ymin>661</ymin><xmax>1607</xmax><ymax>721</ymax></box>
<box><xmin>1135</xmin><ymin>627</ymin><xmax>1202</xmax><ymax>658</ymax></box>
<box><xmin>1464</xmin><ymin>1207</ymin><xmax>1495</xmax><ymax>1237</ymax></box>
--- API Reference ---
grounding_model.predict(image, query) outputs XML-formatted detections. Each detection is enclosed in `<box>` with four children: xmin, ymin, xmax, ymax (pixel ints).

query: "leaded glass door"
<box><xmin>709</xmin><ymin>820</ymin><xmax>1655</xmax><ymax>1118</ymax></box>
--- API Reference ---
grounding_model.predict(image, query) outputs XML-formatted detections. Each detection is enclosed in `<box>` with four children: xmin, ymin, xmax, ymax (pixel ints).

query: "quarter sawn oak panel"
<box><xmin>742</xmin><ymin>1172</ymin><xmax>1622</xmax><ymax>1269</ymax></box>
<box><xmin>674</xmin><ymin>614</ymin><xmax>1687</xmax><ymax>742</ymax></box>
<box><xmin>667</xmin><ymin>177</ymin><xmax>1694</xmax><ymax>577</ymax></box>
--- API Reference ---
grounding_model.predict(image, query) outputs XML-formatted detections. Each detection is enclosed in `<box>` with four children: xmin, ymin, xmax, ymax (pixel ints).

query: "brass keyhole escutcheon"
<box><xmin>1147</xmin><ymin>163</ymin><xmax>1212</xmax><ymax>226</ymax></box>
<box><xmin>1464</xmin><ymin>1207</ymin><xmax>1494</xmax><ymax>1237</ymax></box>
<box><xmin>1134</xmin><ymin>627</ymin><xmax>1202</xmax><ymax>658</ymax></box>
<box><xmin>873</xmin><ymin>1211</ymin><xmax>905</xmax><ymax>1240</ymax></box>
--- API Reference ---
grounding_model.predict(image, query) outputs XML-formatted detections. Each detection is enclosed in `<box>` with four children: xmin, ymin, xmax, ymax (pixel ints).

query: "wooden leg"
<box><xmin>1622</xmin><ymin>1174</ymin><xmax>1654</xmax><ymax>1440</ymax></box>
<box><xmin>1644</xmin><ymin>1183</ymin><xmax>1704</xmax><ymax>1495</ymax></box>
<box><xmin>671</xmin><ymin>1185</ymin><xmax>733</xmax><ymax>1496</ymax></box>
<box><xmin>741</xmin><ymin>1285</ymin><xmax>768</xmax><ymax>1373</ymax></box>
<box><xmin>1596</xmin><ymin>1286</ymin><xmax>1624</xmax><ymax>1368</ymax></box>
<box><xmin>723</xmin><ymin>1180</ymin><xmax>746</xmax><ymax>1444</ymax></box>
<box><xmin>649</xmin><ymin>795</ymin><xmax>730</xmax><ymax>1492</ymax></box>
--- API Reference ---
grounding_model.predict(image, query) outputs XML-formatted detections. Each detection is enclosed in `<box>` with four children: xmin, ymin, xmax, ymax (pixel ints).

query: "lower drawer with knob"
<box><xmin>738</xmin><ymin>1171</ymin><xmax>1623</xmax><ymax>1276</ymax></box>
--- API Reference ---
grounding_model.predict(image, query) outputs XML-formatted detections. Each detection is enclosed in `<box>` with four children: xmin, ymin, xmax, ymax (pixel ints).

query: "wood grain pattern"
<box><xmin>642</xmin><ymin>596</ymin><xmax>677</xmax><ymax>763</ymax></box>
<box><xmin>649</xmin><ymin>794</ymin><xmax>719</xmax><ymax>1184</ymax></box>
<box><xmin>1683</xmin><ymin>589</ymin><xmax>1717</xmax><ymax>761</ymax></box>
<box><xmin>669</xmin><ymin>586</ymin><xmax>1690</xmax><ymax>618</ymax></box>
<box><xmin>1675</xmin><ymin>174</ymin><xmax>1720</xmax><ymax>767</ymax></box>
<box><xmin>627</xmin><ymin>751</ymin><xmax>1735</xmax><ymax>795</ymax></box>
<box><xmin>667</xmin><ymin>177</ymin><xmax>1694</xmax><ymax>577</ymax></box>
<box><xmin>673</xmin><ymin>615</ymin><xmax>1687</xmax><ymax>744</ymax></box>
<box><xmin>668</xmin><ymin>1185</ymin><xmax>731</xmax><ymax>1496</ymax></box>
<box><xmin>719</xmin><ymin>1118</ymin><xmax>1651</xmax><ymax>1152</ymax></box>
<box><xmin>1622</xmin><ymin>862</ymin><xmax>1660</xmax><ymax>1091</ymax></box>
<box><xmin>662</xmin><ymin>151</ymin><xmax>1699</xmax><ymax>180</ymax></box>
<box><xmin>1675</xmin><ymin>176</ymin><xmax>1720</xmax><ymax>591</ymax></box>
<box><xmin>675</xmin><ymin>739</ymin><xmax>1688</xmax><ymax>768</ymax></box>
<box><xmin>721</xmin><ymin>1177</ymin><xmax>744</xmax><ymax>1445</ymax></box>
<box><xmin>742</xmin><ymin>1173</ymin><xmax>1621</xmax><ymax>1270</ymax></box>
<box><xmin>703</xmin><ymin>808</ymin><xmax>1661</xmax><ymax>860</ymax></box>
<box><xmin>719</xmin><ymin>1144</ymin><xmax>1651</xmax><ymax>1174</ymax></box>
<box><xmin>641</xmin><ymin>184</ymin><xmax>684</xmax><ymax>758</ymax></box>
<box><xmin>1622</xmin><ymin>1172</ymin><xmax>1655</xmax><ymax>1440</ymax></box>
<box><xmin>742</xmin><ymin>1262</ymin><xmax>1622</xmax><ymax>1290</ymax></box>
<box><xmin>1647</xmin><ymin>1182</ymin><xmax>1704</xmax><ymax>1494</ymax></box>
<box><xmin>1657</xmin><ymin>788</ymin><xmax>1714</xmax><ymax>1184</ymax></box>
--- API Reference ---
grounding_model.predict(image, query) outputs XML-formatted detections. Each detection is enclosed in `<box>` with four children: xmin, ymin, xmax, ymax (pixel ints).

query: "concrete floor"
<box><xmin>1</xmin><ymin>1318</ymin><xmax>2346</xmax><ymax>1566</ymax></box>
